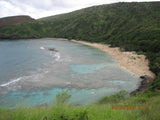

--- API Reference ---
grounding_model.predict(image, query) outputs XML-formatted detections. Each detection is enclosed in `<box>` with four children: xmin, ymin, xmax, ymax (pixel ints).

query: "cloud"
<box><xmin>0</xmin><ymin>1</ymin><xmax>21</xmax><ymax>16</ymax></box>
<box><xmin>0</xmin><ymin>0</ymin><xmax>159</xmax><ymax>19</ymax></box>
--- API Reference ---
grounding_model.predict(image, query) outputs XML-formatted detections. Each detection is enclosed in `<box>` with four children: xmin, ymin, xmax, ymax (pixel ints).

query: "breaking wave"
<box><xmin>40</xmin><ymin>46</ymin><xmax>61</xmax><ymax>62</ymax></box>
<box><xmin>0</xmin><ymin>46</ymin><xmax>60</xmax><ymax>90</ymax></box>
<box><xmin>0</xmin><ymin>77</ymin><xmax>22</xmax><ymax>87</ymax></box>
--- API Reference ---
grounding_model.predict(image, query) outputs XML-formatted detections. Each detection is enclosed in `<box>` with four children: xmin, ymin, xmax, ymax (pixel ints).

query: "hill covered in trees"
<box><xmin>0</xmin><ymin>2</ymin><xmax>160</xmax><ymax>90</ymax></box>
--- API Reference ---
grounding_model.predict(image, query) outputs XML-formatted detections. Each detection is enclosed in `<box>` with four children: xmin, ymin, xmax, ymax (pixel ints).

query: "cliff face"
<box><xmin>0</xmin><ymin>15</ymin><xmax>36</xmax><ymax>28</ymax></box>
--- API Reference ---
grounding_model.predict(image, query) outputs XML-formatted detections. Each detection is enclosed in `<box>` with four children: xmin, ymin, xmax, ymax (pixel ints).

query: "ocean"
<box><xmin>0</xmin><ymin>38</ymin><xmax>141</xmax><ymax>108</ymax></box>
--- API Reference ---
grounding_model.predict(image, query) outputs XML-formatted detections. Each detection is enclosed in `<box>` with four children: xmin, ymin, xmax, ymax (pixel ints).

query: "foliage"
<box><xmin>98</xmin><ymin>90</ymin><xmax>128</xmax><ymax>104</ymax></box>
<box><xmin>54</xmin><ymin>90</ymin><xmax>71</xmax><ymax>105</ymax></box>
<box><xmin>149</xmin><ymin>74</ymin><xmax>160</xmax><ymax>91</ymax></box>
<box><xmin>0</xmin><ymin>90</ymin><xmax>160</xmax><ymax>120</ymax></box>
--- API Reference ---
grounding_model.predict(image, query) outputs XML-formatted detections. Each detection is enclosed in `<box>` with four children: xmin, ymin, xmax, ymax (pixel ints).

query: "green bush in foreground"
<box><xmin>54</xmin><ymin>90</ymin><xmax>71</xmax><ymax>105</ymax></box>
<box><xmin>98</xmin><ymin>90</ymin><xmax>128</xmax><ymax>104</ymax></box>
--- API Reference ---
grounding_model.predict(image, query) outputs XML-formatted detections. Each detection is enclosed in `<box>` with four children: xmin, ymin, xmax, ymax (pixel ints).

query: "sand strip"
<box><xmin>71</xmin><ymin>40</ymin><xmax>155</xmax><ymax>79</ymax></box>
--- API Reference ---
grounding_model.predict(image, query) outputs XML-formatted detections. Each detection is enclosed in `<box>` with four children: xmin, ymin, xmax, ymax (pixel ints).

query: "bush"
<box><xmin>54</xmin><ymin>90</ymin><xmax>71</xmax><ymax>105</ymax></box>
<box><xmin>149</xmin><ymin>74</ymin><xmax>160</xmax><ymax>91</ymax></box>
<box><xmin>98</xmin><ymin>90</ymin><xmax>128</xmax><ymax>104</ymax></box>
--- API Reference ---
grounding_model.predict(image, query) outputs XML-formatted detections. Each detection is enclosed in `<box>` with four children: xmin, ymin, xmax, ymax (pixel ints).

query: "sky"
<box><xmin>0</xmin><ymin>0</ymin><xmax>159</xmax><ymax>19</ymax></box>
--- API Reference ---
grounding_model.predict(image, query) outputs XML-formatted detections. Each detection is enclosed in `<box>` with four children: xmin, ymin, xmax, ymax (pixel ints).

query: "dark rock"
<box><xmin>140</xmin><ymin>76</ymin><xmax>145</xmax><ymax>79</ymax></box>
<box><xmin>131</xmin><ymin>75</ymin><xmax>154</xmax><ymax>94</ymax></box>
<box><xmin>48</xmin><ymin>48</ymin><xmax>58</xmax><ymax>52</ymax></box>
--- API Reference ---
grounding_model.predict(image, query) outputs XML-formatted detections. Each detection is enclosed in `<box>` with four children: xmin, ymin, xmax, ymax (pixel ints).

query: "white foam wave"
<box><xmin>40</xmin><ymin>46</ymin><xmax>45</xmax><ymax>50</ymax></box>
<box><xmin>0</xmin><ymin>47</ymin><xmax>60</xmax><ymax>88</ymax></box>
<box><xmin>54</xmin><ymin>52</ymin><xmax>60</xmax><ymax>61</ymax></box>
<box><xmin>66</xmin><ymin>82</ymin><xmax>71</xmax><ymax>85</ymax></box>
<box><xmin>49</xmin><ymin>51</ymin><xmax>60</xmax><ymax>62</ymax></box>
<box><xmin>0</xmin><ymin>77</ymin><xmax>22</xmax><ymax>87</ymax></box>
<box><xmin>91</xmin><ymin>92</ymin><xmax>96</xmax><ymax>94</ymax></box>
<box><xmin>41</xmin><ymin>47</ymin><xmax>60</xmax><ymax>62</ymax></box>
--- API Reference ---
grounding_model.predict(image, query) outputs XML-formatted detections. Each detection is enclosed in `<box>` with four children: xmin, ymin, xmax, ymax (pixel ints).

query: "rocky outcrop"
<box><xmin>48</xmin><ymin>48</ymin><xmax>58</xmax><ymax>52</ymax></box>
<box><xmin>131</xmin><ymin>75</ymin><xmax>154</xmax><ymax>94</ymax></box>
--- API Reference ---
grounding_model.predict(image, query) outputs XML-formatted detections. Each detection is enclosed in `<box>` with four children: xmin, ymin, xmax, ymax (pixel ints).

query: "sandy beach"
<box><xmin>70</xmin><ymin>40</ymin><xmax>155</xmax><ymax>79</ymax></box>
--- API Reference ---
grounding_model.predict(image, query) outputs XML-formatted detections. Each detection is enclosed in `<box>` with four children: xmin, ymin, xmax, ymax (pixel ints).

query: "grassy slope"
<box><xmin>0</xmin><ymin>91</ymin><xmax>160</xmax><ymax>120</ymax></box>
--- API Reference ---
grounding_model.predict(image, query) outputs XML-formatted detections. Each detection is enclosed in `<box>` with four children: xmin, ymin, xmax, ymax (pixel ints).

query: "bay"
<box><xmin>0</xmin><ymin>38</ymin><xmax>141</xmax><ymax>108</ymax></box>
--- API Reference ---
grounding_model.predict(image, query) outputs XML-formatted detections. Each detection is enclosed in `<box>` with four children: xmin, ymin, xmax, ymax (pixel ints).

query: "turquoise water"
<box><xmin>70</xmin><ymin>64</ymin><xmax>107</xmax><ymax>74</ymax></box>
<box><xmin>0</xmin><ymin>38</ymin><xmax>141</xmax><ymax>108</ymax></box>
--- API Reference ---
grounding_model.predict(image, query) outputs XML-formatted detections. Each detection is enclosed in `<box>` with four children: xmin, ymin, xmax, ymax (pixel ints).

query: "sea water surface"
<box><xmin>0</xmin><ymin>38</ymin><xmax>141</xmax><ymax>108</ymax></box>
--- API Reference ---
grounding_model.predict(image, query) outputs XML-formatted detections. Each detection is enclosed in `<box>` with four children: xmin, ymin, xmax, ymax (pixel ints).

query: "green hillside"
<box><xmin>38</xmin><ymin>2</ymin><xmax>160</xmax><ymax>48</ymax></box>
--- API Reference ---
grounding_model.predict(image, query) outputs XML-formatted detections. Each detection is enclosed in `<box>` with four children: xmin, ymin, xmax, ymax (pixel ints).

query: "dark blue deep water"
<box><xmin>0</xmin><ymin>38</ymin><xmax>141</xmax><ymax>108</ymax></box>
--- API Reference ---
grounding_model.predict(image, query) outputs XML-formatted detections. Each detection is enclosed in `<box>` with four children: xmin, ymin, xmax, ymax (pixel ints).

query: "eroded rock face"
<box><xmin>0</xmin><ymin>15</ymin><xmax>36</xmax><ymax>28</ymax></box>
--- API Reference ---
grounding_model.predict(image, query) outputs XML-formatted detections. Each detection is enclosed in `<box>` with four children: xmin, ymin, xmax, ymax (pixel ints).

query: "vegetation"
<box><xmin>0</xmin><ymin>90</ymin><xmax>160</xmax><ymax>120</ymax></box>
<box><xmin>54</xmin><ymin>90</ymin><xmax>71</xmax><ymax>105</ymax></box>
<box><xmin>98</xmin><ymin>90</ymin><xmax>128</xmax><ymax>104</ymax></box>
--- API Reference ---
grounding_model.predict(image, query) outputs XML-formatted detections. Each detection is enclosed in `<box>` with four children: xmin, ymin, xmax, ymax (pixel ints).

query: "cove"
<box><xmin>0</xmin><ymin>38</ymin><xmax>141</xmax><ymax>108</ymax></box>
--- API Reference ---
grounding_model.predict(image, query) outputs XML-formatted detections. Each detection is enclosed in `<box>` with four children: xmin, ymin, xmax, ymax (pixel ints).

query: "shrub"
<box><xmin>54</xmin><ymin>90</ymin><xmax>71</xmax><ymax>105</ymax></box>
<box><xmin>98</xmin><ymin>90</ymin><xmax>128</xmax><ymax>104</ymax></box>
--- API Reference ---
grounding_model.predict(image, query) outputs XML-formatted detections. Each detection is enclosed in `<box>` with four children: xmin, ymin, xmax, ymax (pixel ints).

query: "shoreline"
<box><xmin>70</xmin><ymin>40</ymin><xmax>155</xmax><ymax>80</ymax></box>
